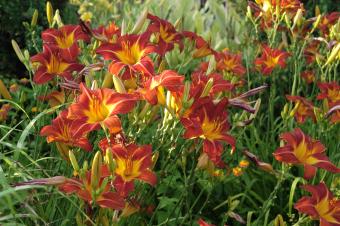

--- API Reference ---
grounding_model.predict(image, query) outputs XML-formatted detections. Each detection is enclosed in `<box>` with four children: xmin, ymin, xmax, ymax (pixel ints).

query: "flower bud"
<box><xmin>11</xmin><ymin>40</ymin><xmax>25</xmax><ymax>63</ymax></box>
<box><xmin>131</xmin><ymin>9</ymin><xmax>148</xmax><ymax>34</ymax></box>
<box><xmin>274</xmin><ymin>214</ymin><xmax>285</xmax><ymax>226</ymax></box>
<box><xmin>151</xmin><ymin>151</ymin><xmax>159</xmax><ymax>169</ymax></box>
<box><xmin>91</xmin><ymin>151</ymin><xmax>102</xmax><ymax>189</ymax></box>
<box><xmin>174</xmin><ymin>17</ymin><xmax>182</xmax><ymax>29</ymax></box>
<box><xmin>292</xmin><ymin>9</ymin><xmax>303</xmax><ymax>29</ymax></box>
<box><xmin>246</xmin><ymin>6</ymin><xmax>252</xmax><ymax>20</ymax></box>
<box><xmin>0</xmin><ymin>79</ymin><xmax>12</xmax><ymax>100</ymax></box>
<box><xmin>105</xmin><ymin>148</ymin><xmax>116</xmax><ymax>173</ymax></box>
<box><xmin>112</xmin><ymin>75</ymin><xmax>126</xmax><ymax>93</ymax></box>
<box><xmin>69</xmin><ymin>150</ymin><xmax>80</xmax><ymax>173</ymax></box>
<box><xmin>324</xmin><ymin>43</ymin><xmax>340</xmax><ymax>66</ymax></box>
<box><xmin>46</xmin><ymin>1</ymin><xmax>54</xmax><ymax>27</ymax></box>
<box><xmin>200</xmin><ymin>78</ymin><xmax>214</xmax><ymax>97</ymax></box>
<box><xmin>54</xmin><ymin>9</ymin><xmax>64</xmax><ymax>28</ymax></box>
<box><xmin>315</xmin><ymin>5</ymin><xmax>321</xmax><ymax>16</ymax></box>
<box><xmin>31</xmin><ymin>9</ymin><xmax>38</xmax><ymax>27</ymax></box>
<box><xmin>102</xmin><ymin>72</ymin><xmax>113</xmax><ymax>88</ymax></box>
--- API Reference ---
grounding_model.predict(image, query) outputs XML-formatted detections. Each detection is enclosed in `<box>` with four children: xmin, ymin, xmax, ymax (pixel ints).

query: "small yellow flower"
<box><xmin>31</xmin><ymin>107</ymin><xmax>38</xmax><ymax>112</ymax></box>
<box><xmin>239</xmin><ymin>160</ymin><xmax>249</xmax><ymax>168</ymax></box>
<box><xmin>232</xmin><ymin>167</ymin><xmax>243</xmax><ymax>176</ymax></box>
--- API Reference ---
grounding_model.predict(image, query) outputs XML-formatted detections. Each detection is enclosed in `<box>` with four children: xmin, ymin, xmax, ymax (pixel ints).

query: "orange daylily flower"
<box><xmin>317</xmin><ymin>82</ymin><xmax>340</xmax><ymax>108</ymax></box>
<box><xmin>318</xmin><ymin>12</ymin><xmax>340</xmax><ymax>37</ymax></box>
<box><xmin>273</xmin><ymin>128</ymin><xmax>340</xmax><ymax>179</ymax></box>
<box><xmin>147</xmin><ymin>14</ymin><xmax>183</xmax><ymax>56</ymax></box>
<box><xmin>31</xmin><ymin>45</ymin><xmax>84</xmax><ymax>84</ymax></box>
<box><xmin>38</xmin><ymin>90</ymin><xmax>65</xmax><ymax>108</ymax></box>
<box><xmin>181</xmin><ymin>97</ymin><xmax>236</xmax><ymax>167</ymax></box>
<box><xmin>198</xmin><ymin>218</ymin><xmax>215</xmax><ymax>226</ymax></box>
<box><xmin>215</xmin><ymin>50</ymin><xmax>246</xmax><ymax>76</ymax></box>
<box><xmin>93</xmin><ymin>21</ymin><xmax>121</xmax><ymax>43</ymax></box>
<box><xmin>110</xmin><ymin>143</ymin><xmax>157</xmax><ymax>197</ymax></box>
<box><xmin>96</xmin><ymin>33</ymin><xmax>155</xmax><ymax>80</ymax></box>
<box><xmin>183</xmin><ymin>31</ymin><xmax>216</xmax><ymax>58</ymax></box>
<box><xmin>0</xmin><ymin>104</ymin><xmax>11</xmax><ymax>122</ymax></box>
<box><xmin>190</xmin><ymin>71</ymin><xmax>234</xmax><ymax>99</ymax></box>
<box><xmin>253</xmin><ymin>0</ymin><xmax>303</xmax><ymax>18</ymax></box>
<box><xmin>141</xmin><ymin>70</ymin><xmax>184</xmax><ymax>105</ymax></box>
<box><xmin>295</xmin><ymin>182</ymin><xmax>340</xmax><ymax>226</ymax></box>
<box><xmin>317</xmin><ymin>82</ymin><xmax>340</xmax><ymax>124</ymax></box>
<box><xmin>300</xmin><ymin>70</ymin><xmax>315</xmax><ymax>84</ymax></box>
<box><xmin>286</xmin><ymin>95</ymin><xmax>316</xmax><ymax>123</ymax></box>
<box><xmin>42</xmin><ymin>25</ymin><xmax>90</xmax><ymax>61</ymax></box>
<box><xmin>67</xmin><ymin>83</ymin><xmax>138</xmax><ymax>133</ymax></box>
<box><xmin>40</xmin><ymin>110</ymin><xmax>92</xmax><ymax>152</ymax></box>
<box><xmin>254</xmin><ymin>45</ymin><xmax>289</xmax><ymax>75</ymax></box>
<box><xmin>59</xmin><ymin>165</ymin><xmax>125</xmax><ymax>210</ymax></box>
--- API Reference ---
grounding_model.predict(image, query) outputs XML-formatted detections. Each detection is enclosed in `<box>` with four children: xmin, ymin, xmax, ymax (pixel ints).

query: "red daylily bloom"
<box><xmin>42</xmin><ymin>25</ymin><xmax>89</xmax><ymax>61</ymax></box>
<box><xmin>93</xmin><ymin>21</ymin><xmax>121</xmax><ymax>43</ymax></box>
<box><xmin>31</xmin><ymin>45</ymin><xmax>84</xmax><ymax>84</ymax></box>
<box><xmin>40</xmin><ymin>110</ymin><xmax>92</xmax><ymax>152</ymax></box>
<box><xmin>181</xmin><ymin>97</ymin><xmax>236</xmax><ymax>167</ymax></box>
<box><xmin>254</xmin><ymin>45</ymin><xmax>289</xmax><ymax>75</ymax></box>
<box><xmin>273</xmin><ymin>128</ymin><xmax>340</xmax><ymax>179</ymax></box>
<box><xmin>59</xmin><ymin>165</ymin><xmax>125</xmax><ymax>210</ymax></box>
<box><xmin>215</xmin><ymin>50</ymin><xmax>246</xmax><ymax>76</ymax></box>
<box><xmin>253</xmin><ymin>0</ymin><xmax>303</xmax><ymax>18</ymax></box>
<box><xmin>38</xmin><ymin>90</ymin><xmax>65</xmax><ymax>108</ymax></box>
<box><xmin>96</xmin><ymin>33</ymin><xmax>155</xmax><ymax>80</ymax></box>
<box><xmin>183</xmin><ymin>31</ymin><xmax>216</xmax><ymax>58</ymax></box>
<box><xmin>190</xmin><ymin>71</ymin><xmax>234</xmax><ymax>99</ymax></box>
<box><xmin>67</xmin><ymin>83</ymin><xmax>138</xmax><ymax>133</ymax></box>
<box><xmin>198</xmin><ymin>218</ymin><xmax>215</xmax><ymax>226</ymax></box>
<box><xmin>317</xmin><ymin>82</ymin><xmax>340</xmax><ymax>108</ymax></box>
<box><xmin>147</xmin><ymin>14</ymin><xmax>183</xmax><ymax>56</ymax></box>
<box><xmin>300</xmin><ymin>70</ymin><xmax>315</xmax><ymax>84</ymax></box>
<box><xmin>286</xmin><ymin>95</ymin><xmax>316</xmax><ymax>123</ymax></box>
<box><xmin>141</xmin><ymin>70</ymin><xmax>184</xmax><ymax>105</ymax></box>
<box><xmin>318</xmin><ymin>12</ymin><xmax>340</xmax><ymax>37</ymax></box>
<box><xmin>110</xmin><ymin>143</ymin><xmax>157</xmax><ymax>197</ymax></box>
<box><xmin>295</xmin><ymin>182</ymin><xmax>340</xmax><ymax>226</ymax></box>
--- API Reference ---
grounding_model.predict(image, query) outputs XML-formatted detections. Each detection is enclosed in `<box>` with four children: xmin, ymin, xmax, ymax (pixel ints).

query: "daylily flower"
<box><xmin>147</xmin><ymin>13</ymin><xmax>183</xmax><ymax>56</ymax></box>
<box><xmin>0</xmin><ymin>104</ymin><xmax>11</xmax><ymax>122</ymax></box>
<box><xmin>183</xmin><ymin>31</ymin><xmax>216</xmax><ymax>58</ymax></box>
<box><xmin>181</xmin><ymin>97</ymin><xmax>236</xmax><ymax>167</ymax></box>
<box><xmin>93</xmin><ymin>21</ymin><xmax>121</xmax><ymax>43</ymax></box>
<box><xmin>286</xmin><ymin>95</ymin><xmax>316</xmax><ymax>123</ymax></box>
<box><xmin>110</xmin><ymin>143</ymin><xmax>157</xmax><ymax>197</ymax></box>
<box><xmin>140</xmin><ymin>70</ymin><xmax>184</xmax><ymax>105</ymax></box>
<box><xmin>273</xmin><ymin>128</ymin><xmax>340</xmax><ymax>179</ymax></box>
<box><xmin>59</xmin><ymin>165</ymin><xmax>125</xmax><ymax>210</ymax></box>
<box><xmin>295</xmin><ymin>182</ymin><xmax>340</xmax><ymax>226</ymax></box>
<box><xmin>96</xmin><ymin>33</ymin><xmax>155</xmax><ymax>80</ymax></box>
<box><xmin>253</xmin><ymin>0</ymin><xmax>303</xmax><ymax>18</ymax></box>
<box><xmin>304</xmin><ymin>40</ymin><xmax>321</xmax><ymax>65</ymax></box>
<box><xmin>31</xmin><ymin>45</ymin><xmax>84</xmax><ymax>84</ymax></box>
<box><xmin>300</xmin><ymin>70</ymin><xmax>315</xmax><ymax>84</ymax></box>
<box><xmin>67</xmin><ymin>83</ymin><xmax>138</xmax><ymax>133</ymax></box>
<box><xmin>38</xmin><ymin>90</ymin><xmax>65</xmax><ymax>108</ymax></box>
<box><xmin>318</xmin><ymin>12</ymin><xmax>340</xmax><ymax>37</ymax></box>
<box><xmin>215</xmin><ymin>50</ymin><xmax>246</xmax><ymax>76</ymax></box>
<box><xmin>198</xmin><ymin>218</ymin><xmax>215</xmax><ymax>226</ymax></box>
<box><xmin>40</xmin><ymin>110</ymin><xmax>92</xmax><ymax>156</ymax></box>
<box><xmin>42</xmin><ymin>25</ymin><xmax>90</xmax><ymax>61</ymax></box>
<box><xmin>190</xmin><ymin>71</ymin><xmax>234</xmax><ymax>99</ymax></box>
<box><xmin>254</xmin><ymin>45</ymin><xmax>289</xmax><ymax>75</ymax></box>
<box><xmin>317</xmin><ymin>82</ymin><xmax>340</xmax><ymax>108</ymax></box>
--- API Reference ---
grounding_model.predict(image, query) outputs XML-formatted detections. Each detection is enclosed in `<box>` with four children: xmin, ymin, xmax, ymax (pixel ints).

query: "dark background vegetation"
<box><xmin>0</xmin><ymin>0</ymin><xmax>339</xmax><ymax>79</ymax></box>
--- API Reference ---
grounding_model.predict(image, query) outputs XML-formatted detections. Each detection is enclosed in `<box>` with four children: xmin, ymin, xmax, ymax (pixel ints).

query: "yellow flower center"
<box><xmin>264</xmin><ymin>56</ymin><xmax>279</xmax><ymax>68</ymax></box>
<box><xmin>115</xmin><ymin>157</ymin><xmax>142</xmax><ymax>182</ymax></box>
<box><xmin>47</xmin><ymin>55</ymin><xmax>69</xmax><ymax>74</ymax></box>
<box><xmin>200</xmin><ymin>113</ymin><xmax>223</xmax><ymax>140</ymax></box>
<box><xmin>56</xmin><ymin>31</ymin><xmax>75</xmax><ymax>49</ymax></box>
<box><xmin>84</xmin><ymin>95</ymin><xmax>110</xmax><ymax>123</ymax></box>
<box><xmin>159</xmin><ymin>25</ymin><xmax>175</xmax><ymax>43</ymax></box>
<box><xmin>293</xmin><ymin>137</ymin><xmax>318</xmax><ymax>165</ymax></box>
<box><xmin>115</xmin><ymin>41</ymin><xmax>144</xmax><ymax>65</ymax></box>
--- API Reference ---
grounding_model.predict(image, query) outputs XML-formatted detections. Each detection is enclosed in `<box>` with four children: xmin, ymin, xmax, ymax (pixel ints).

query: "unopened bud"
<box><xmin>102</xmin><ymin>72</ymin><xmax>113</xmax><ymax>88</ymax></box>
<box><xmin>206</xmin><ymin>56</ymin><xmax>216</xmax><ymax>74</ymax></box>
<box><xmin>11</xmin><ymin>40</ymin><xmax>25</xmax><ymax>63</ymax></box>
<box><xmin>315</xmin><ymin>5</ymin><xmax>321</xmax><ymax>16</ymax></box>
<box><xmin>105</xmin><ymin>148</ymin><xmax>116</xmax><ymax>173</ymax></box>
<box><xmin>46</xmin><ymin>1</ymin><xmax>54</xmax><ymax>27</ymax></box>
<box><xmin>151</xmin><ymin>151</ymin><xmax>159</xmax><ymax>169</ymax></box>
<box><xmin>69</xmin><ymin>150</ymin><xmax>80</xmax><ymax>173</ymax></box>
<box><xmin>112</xmin><ymin>75</ymin><xmax>126</xmax><ymax>93</ymax></box>
<box><xmin>121</xmin><ymin>19</ymin><xmax>126</xmax><ymax>36</ymax></box>
<box><xmin>54</xmin><ymin>9</ymin><xmax>64</xmax><ymax>28</ymax></box>
<box><xmin>281</xmin><ymin>103</ymin><xmax>289</xmax><ymax>118</ymax></box>
<box><xmin>289</xmin><ymin>102</ymin><xmax>300</xmax><ymax>117</ymax></box>
<box><xmin>311</xmin><ymin>15</ymin><xmax>322</xmax><ymax>33</ymax></box>
<box><xmin>31</xmin><ymin>9</ymin><xmax>38</xmax><ymax>27</ymax></box>
<box><xmin>91</xmin><ymin>151</ymin><xmax>102</xmax><ymax>189</ymax></box>
<box><xmin>131</xmin><ymin>9</ymin><xmax>148</xmax><ymax>34</ymax></box>
<box><xmin>292</xmin><ymin>9</ymin><xmax>303</xmax><ymax>29</ymax></box>
<box><xmin>324</xmin><ymin>43</ymin><xmax>340</xmax><ymax>66</ymax></box>
<box><xmin>0</xmin><ymin>79</ymin><xmax>12</xmax><ymax>100</ymax></box>
<box><xmin>274</xmin><ymin>214</ymin><xmax>285</xmax><ymax>226</ymax></box>
<box><xmin>246</xmin><ymin>6</ymin><xmax>252</xmax><ymax>20</ymax></box>
<box><xmin>200</xmin><ymin>78</ymin><xmax>214</xmax><ymax>97</ymax></box>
